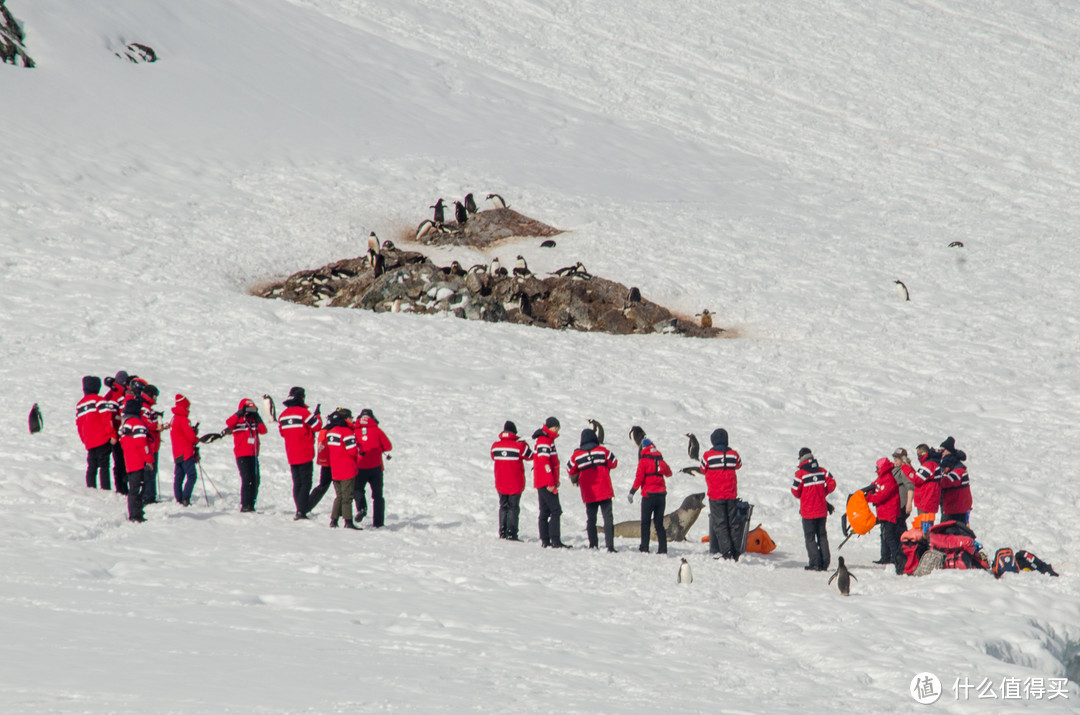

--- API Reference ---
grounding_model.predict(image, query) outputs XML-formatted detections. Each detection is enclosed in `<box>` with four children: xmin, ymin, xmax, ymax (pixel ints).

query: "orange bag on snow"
<box><xmin>745</xmin><ymin>524</ymin><xmax>776</xmax><ymax>554</ymax></box>
<box><xmin>842</xmin><ymin>490</ymin><xmax>877</xmax><ymax>537</ymax></box>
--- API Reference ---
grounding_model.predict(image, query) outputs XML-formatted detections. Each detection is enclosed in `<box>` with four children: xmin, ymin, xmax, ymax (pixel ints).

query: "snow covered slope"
<box><xmin>2</xmin><ymin>0</ymin><xmax>1079</xmax><ymax>711</ymax></box>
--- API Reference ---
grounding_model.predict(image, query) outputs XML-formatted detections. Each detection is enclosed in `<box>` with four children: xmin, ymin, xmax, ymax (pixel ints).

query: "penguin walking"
<box><xmin>28</xmin><ymin>403</ymin><xmax>43</xmax><ymax>434</ymax></box>
<box><xmin>828</xmin><ymin>556</ymin><xmax>857</xmax><ymax>596</ymax></box>
<box><xmin>513</xmin><ymin>255</ymin><xmax>531</xmax><ymax>277</ymax></box>
<box><xmin>894</xmin><ymin>280</ymin><xmax>910</xmax><ymax>301</ymax></box>
<box><xmin>430</xmin><ymin>199</ymin><xmax>446</xmax><ymax>225</ymax></box>
<box><xmin>678</xmin><ymin>558</ymin><xmax>693</xmax><ymax>584</ymax></box>
<box><xmin>454</xmin><ymin>201</ymin><xmax>468</xmax><ymax>225</ymax></box>
<box><xmin>464</xmin><ymin>192</ymin><xmax>478</xmax><ymax>215</ymax></box>
<box><xmin>486</xmin><ymin>193</ymin><xmax>508</xmax><ymax>209</ymax></box>
<box><xmin>685</xmin><ymin>433</ymin><xmax>700</xmax><ymax>462</ymax></box>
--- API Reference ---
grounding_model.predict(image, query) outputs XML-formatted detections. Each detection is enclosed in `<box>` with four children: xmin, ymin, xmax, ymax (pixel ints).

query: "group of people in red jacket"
<box><xmin>791</xmin><ymin>436</ymin><xmax>973</xmax><ymax>574</ymax></box>
<box><xmin>75</xmin><ymin>374</ymin><xmax>392</xmax><ymax>528</ymax></box>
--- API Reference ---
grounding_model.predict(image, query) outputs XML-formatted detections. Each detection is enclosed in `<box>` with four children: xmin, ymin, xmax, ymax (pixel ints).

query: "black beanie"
<box><xmin>83</xmin><ymin>375</ymin><xmax>101</xmax><ymax>395</ymax></box>
<box><xmin>123</xmin><ymin>397</ymin><xmax>143</xmax><ymax>417</ymax></box>
<box><xmin>503</xmin><ymin>420</ymin><xmax>517</xmax><ymax>434</ymax></box>
<box><xmin>545</xmin><ymin>416</ymin><xmax>560</xmax><ymax>429</ymax></box>
<box><xmin>289</xmin><ymin>386</ymin><xmax>306</xmax><ymax>402</ymax></box>
<box><xmin>143</xmin><ymin>384</ymin><xmax>159</xmax><ymax>400</ymax></box>
<box><xmin>940</xmin><ymin>436</ymin><xmax>956</xmax><ymax>452</ymax></box>
<box><xmin>798</xmin><ymin>447</ymin><xmax>812</xmax><ymax>460</ymax></box>
<box><xmin>711</xmin><ymin>428</ymin><xmax>729</xmax><ymax>448</ymax></box>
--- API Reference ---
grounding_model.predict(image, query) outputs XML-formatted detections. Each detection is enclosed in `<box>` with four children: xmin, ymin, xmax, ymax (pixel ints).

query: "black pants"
<box><xmin>881</xmin><ymin>508</ymin><xmax>911</xmax><ymax>559</ymax></box>
<box><xmin>585</xmin><ymin>499</ymin><xmax>615</xmax><ymax>551</ymax></box>
<box><xmin>85</xmin><ymin>443</ymin><xmax>112</xmax><ymax>489</ymax></box>
<box><xmin>236</xmin><ymin>456</ymin><xmax>260</xmax><ymax>511</ymax></box>
<box><xmin>354</xmin><ymin>467</ymin><xmax>385</xmax><ymax>527</ymax></box>
<box><xmin>802</xmin><ymin>516</ymin><xmax>830</xmax><ymax>570</ymax></box>
<box><xmin>498</xmin><ymin>493</ymin><xmax>521</xmax><ymax>539</ymax></box>
<box><xmin>126</xmin><ymin>469</ymin><xmax>145</xmax><ymax>521</ymax></box>
<box><xmin>113</xmin><ymin>441</ymin><xmax>128</xmax><ymax>493</ymax></box>
<box><xmin>537</xmin><ymin>488</ymin><xmax>563</xmax><ymax>546</ymax></box>
<box><xmin>879</xmin><ymin>518</ymin><xmax>905</xmax><ymax>574</ymax></box>
<box><xmin>639</xmin><ymin>493</ymin><xmax>667</xmax><ymax>553</ymax></box>
<box><xmin>709</xmin><ymin>498</ymin><xmax>739</xmax><ymax>558</ymax></box>
<box><xmin>290</xmin><ymin>462</ymin><xmax>313</xmax><ymax>515</ymax></box>
<box><xmin>943</xmin><ymin>511</ymin><xmax>968</xmax><ymax>525</ymax></box>
<box><xmin>140</xmin><ymin>451</ymin><xmax>159</xmax><ymax>504</ymax></box>
<box><xmin>308</xmin><ymin>466</ymin><xmax>333</xmax><ymax>512</ymax></box>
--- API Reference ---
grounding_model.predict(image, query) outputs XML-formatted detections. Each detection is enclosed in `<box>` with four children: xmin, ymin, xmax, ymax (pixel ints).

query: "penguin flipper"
<box><xmin>849</xmin><ymin>573</ymin><xmax>858</xmax><ymax>581</ymax></box>
<box><xmin>828</xmin><ymin>572</ymin><xmax>838</xmax><ymax>586</ymax></box>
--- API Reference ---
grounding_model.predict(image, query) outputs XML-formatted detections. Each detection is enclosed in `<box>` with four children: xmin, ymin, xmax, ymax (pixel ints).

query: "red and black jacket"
<box><xmin>76</xmin><ymin>394</ymin><xmax>116</xmax><ymax>450</ymax></box>
<box><xmin>701</xmin><ymin>447</ymin><xmax>742</xmax><ymax>500</ymax></box>
<box><xmin>531</xmin><ymin>426</ymin><xmax>560</xmax><ymax>491</ymax></box>
<box><xmin>278</xmin><ymin>403</ymin><xmax>322</xmax><ymax>465</ymax></box>
<box><xmin>791</xmin><ymin>456</ymin><xmax>836</xmax><ymax>519</ymax></box>
<box><xmin>632</xmin><ymin>443</ymin><xmax>671</xmax><ymax>496</ymax></box>
<box><xmin>226</xmin><ymin>399</ymin><xmax>268</xmax><ymax>458</ymax></box>
<box><xmin>866</xmin><ymin>457</ymin><xmax>901</xmax><ymax>522</ymax></box>
<box><xmin>326</xmin><ymin>423</ymin><xmax>360</xmax><ymax>480</ymax></box>
<box><xmin>940</xmin><ymin>456</ymin><xmax>972</xmax><ymax>514</ymax></box>
<box><xmin>566</xmin><ymin>444</ymin><xmax>617</xmax><ymax>503</ymax></box>
<box><xmin>119</xmin><ymin>415</ymin><xmax>152</xmax><ymax>473</ymax></box>
<box><xmin>354</xmin><ymin>417</ymin><xmax>392</xmax><ymax>470</ymax></box>
<box><xmin>490</xmin><ymin>431</ymin><xmax>533</xmax><ymax>495</ymax></box>
<box><xmin>170</xmin><ymin>397</ymin><xmax>199</xmax><ymax>462</ymax></box>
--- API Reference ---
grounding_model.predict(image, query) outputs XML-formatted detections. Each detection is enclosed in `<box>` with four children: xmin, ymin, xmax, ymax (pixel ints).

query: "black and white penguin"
<box><xmin>628</xmin><ymin>425</ymin><xmax>646</xmax><ymax>448</ymax></box>
<box><xmin>449</xmin><ymin>260</ymin><xmax>465</xmax><ymax>277</ymax></box>
<box><xmin>464</xmin><ymin>192</ymin><xmax>478</xmax><ymax>215</ymax></box>
<box><xmin>28</xmin><ymin>403</ymin><xmax>43</xmax><ymax>434</ymax></box>
<box><xmin>468</xmin><ymin>263</ymin><xmax>488</xmax><ymax>274</ymax></box>
<box><xmin>415</xmin><ymin>220</ymin><xmax>437</xmax><ymax>240</ymax></box>
<box><xmin>518</xmin><ymin>292</ymin><xmax>533</xmax><ymax>317</ymax></box>
<box><xmin>685</xmin><ymin>433</ymin><xmax>700</xmax><ymax>462</ymax></box>
<box><xmin>490</xmin><ymin>257</ymin><xmax>508</xmax><ymax>277</ymax></box>
<box><xmin>627</xmin><ymin>286</ymin><xmax>642</xmax><ymax>303</ymax></box>
<box><xmin>678</xmin><ymin>558</ymin><xmax>693</xmax><ymax>584</ymax></box>
<box><xmin>513</xmin><ymin>255</ymin><xmax>530</xmax><ymax>277</ymax></box>
<box><xmin>948</xmin><ymin>241</ymin><xmax>964</xmax><ymax>248</ymax></box>
<box><xmin>587</xmin><ymin>418</ymin><xmax>605</xmax><ymax>444</ymax></box>
<box><xmin>540</xmin><ymin>239</ymin><xmax>556</xmax><ymax>248</ymax></box>
<box><xmin>367</xmin><ymin>233</ymin><xmax>385</xmax><ymax>278</ymax></box>
<box><xmin>553</xmin><ymin>262</ymin><xmax>590</xmax><ymax>279</ymax></box>
<box><xmin>382</xmin><ymin>239</ymin><xmax>395</xmax><ymax>251</ymax></box>
<box><xmin>262</xmin><ymin>394</ymin><xmax>277</xmax><ymax>423</ymax></box>
<box><xmin>430</xmin><ymin>199</ymin><xmax>446</xmax><ymax>225</ymax></box>
<box><xmin>486</xmin><ymin>193</ymin><xmax>508</xmax><ymax>209</ymax></box>
<box><xmin>894</xmin><ymin>279</ymin><xmax>910</xmax><ymax>301</ymax></box>
<box><xmin>454</xmin><ymin>201</ymin><xmax>468</xmax><ymax>225</ymax></box>
<box><xmin>828</xmin><ymin>556</ymin><xmax>857</xmax><ymax>596</ymax></box>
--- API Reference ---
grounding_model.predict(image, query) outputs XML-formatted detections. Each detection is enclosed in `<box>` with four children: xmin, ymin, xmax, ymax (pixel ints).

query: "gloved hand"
<box><xmin>826</xmin><ymin>502</ymin><xmax>835</xmax><ymax>515</ymax></box>
<box><xmin>235</xmin><ymin>409</ymin><xmax>246</xmax><ymax>418</ymax></box>
<box><xmin>627</xmin><ymin>489</ymin><xmax>636</xmax><ymax>504</ymax></box>
<box><xmin>314</xmin><ymin>403</ymin><xmax>321</xmax><ymax>416</ymax></box>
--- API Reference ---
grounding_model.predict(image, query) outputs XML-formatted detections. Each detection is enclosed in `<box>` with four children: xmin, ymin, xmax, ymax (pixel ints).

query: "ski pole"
<box><xmin>200</xmin><ymin>466</ymin><xmax>211</xmax><ymax>507</ymax></box>
<box><xmin>199</xmin><ymin>462</ymin><xmax>224</xmax><ymax>499</ymax></box>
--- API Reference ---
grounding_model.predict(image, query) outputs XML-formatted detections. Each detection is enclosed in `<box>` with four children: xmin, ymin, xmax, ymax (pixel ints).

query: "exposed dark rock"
<box><xmin>115</xmin><ymin>42</ymin><xmax>157</xmax><ymax>64</ymax></box>
<box><xmin>0</xmin><ymin>1</ymin><xmax>34</xmax><ymax>68</ymax></box>
<box><xmin>414</xmin><ymin>207</ymin><xmax>562</xmax><ymax>249</ymax></box>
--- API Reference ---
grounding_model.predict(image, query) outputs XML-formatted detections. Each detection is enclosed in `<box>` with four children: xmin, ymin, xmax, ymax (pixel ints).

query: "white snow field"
<box><xmin>2</xmin><ymin>0</ymin><xmax>1080</xmax><ymax>711</ymax></box>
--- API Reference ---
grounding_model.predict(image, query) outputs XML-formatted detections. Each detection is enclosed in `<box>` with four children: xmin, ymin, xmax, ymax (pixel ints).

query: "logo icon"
<box><xmin>911</xmin><ymin>672</ymin><xmax>942</xmax><ymax>704</ymax></box>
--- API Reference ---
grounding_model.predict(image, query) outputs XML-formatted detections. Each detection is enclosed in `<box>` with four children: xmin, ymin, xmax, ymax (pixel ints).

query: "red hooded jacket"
<box><xmin>791</xmin><ymin>455</ymin><xmax>837</xmax><ymax>519</ymax></box>
<box><xmin>566</xmin><ymin>444</ymin><xmax>617</xmax><ymax>503</ymax></box>
<box><xmin>909</xmin><ymin>455</ymin><xmax>942</xmax><ymax>513</ymax></box>
<box><xmin>700</xmin><ymin>447</ymin><xmax>742</xmax><ymax>500</ymax></box>
<box><xmin>226</xmin><ymin>399</ymin><xmax>268</xmax><ymax>458</ymax></box>
<box><xmin>490</xmin><ymin>431</ymin><xmax>533</xmax><ymax>495</ymax></box>
<box><xmin>866</xmin><ymin>457</ymin><xmax>901</xmax><ymax>522</ymax></box>
<box><xmin>354</xmin><ymin>417</ymin><xmax>392</xmax><ymax>469</ymax></box>
<box><xmin>119</xmin><ymin>415</ymin><xmax>152</xmax><ymax>473</ymax></box>
<box><xmin>76</xmin><ymin>394</ymin><xmax>116</xmax><ymax>450</ymax></box>
<box><xmin>532</xmin><ymin>426</ymin><xmax>560</xmax><ymax>491</ymax></box>
<box><xmin>169</xmin><ymin>395</ymin><xmax>199</xmax><ymax>462</ymax></box>
<box><xmin>940</xmin><ymin>462</ymin><xmax>972</xmax><ymax>514</ymax></box>
<box><xmin>327</xmin><ymin>423</ymin><xmax>360</xmax><ymax>480</ymax></box>
<box><xmin>277</xmin><ymin>404</ymin><xmax>322</xmax><ymax>465</ymax></box>
<box><xmin>141</xmin><ymin>393</ymin><xmax>163</xmax><ymax>455</ymax></box>
<box><xmin>631</xmin><ymin>443</ymin><xmax>671</xmax><ymax>496</ymax></box>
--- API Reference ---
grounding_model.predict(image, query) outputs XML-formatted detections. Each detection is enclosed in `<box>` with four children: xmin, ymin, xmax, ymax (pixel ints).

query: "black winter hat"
<box><xmin>503</xmin><ymin>420</ymin><xmax>517</xmax><ymax>434</ymax></box>
<box><xmin>123</xmin><ymin>397</ymin><xmax>143</xmax><ymax>417</ymax></box>
<box><xmin>289</xmin><ymin>386</ymin><xmax>306</xmax><ymax>402</ymax></box>
<box><xmin>580</xmin><ymin>428</ymin><xmax>598</xmax><ymax>448</ymax></box>
<box><xmin>143</xmin><ymin>384</ymin><xmax>159</xmax><ymax>400</ymax></box>
<box><xmin>798</xmin><ymin>447</ymin><xmax>813</xmax><ymax>460</ymax></box>
<box><xmin>940</xmin><ymin>436</ymin><xmax>956</xmax><ymax>453</ymax></box>
<box><xmin>545</xmin><ymin>416</ymin><xmax>560</xmax><ymax>429</ymax></box>
<box><xmin>114</xmin><ymin>370</ymin><xmax>129</xmax><ymax>387</ymax></box>
<box><xmin>83</xmin><ymin>375</ymin><xmax>101</xmax><ymax>395</ymax></box>
<box><xmin>711</xmin><ymin>428</ymin><xmax>729</xmax><ymax>448</ymax></box>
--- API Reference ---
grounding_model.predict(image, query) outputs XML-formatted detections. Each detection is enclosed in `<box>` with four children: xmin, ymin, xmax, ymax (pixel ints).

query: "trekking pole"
<box><xmin>199</xmin><ymin>461</ymin><xmax>224</xmax><ymax>499</ymax></box>
<box><xmin>200</xmin><ymin>467</ymin><xmax>211</xmax><ymax>507</ymax></box>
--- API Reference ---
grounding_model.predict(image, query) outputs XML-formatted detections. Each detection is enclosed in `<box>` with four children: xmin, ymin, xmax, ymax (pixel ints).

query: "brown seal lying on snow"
<box><xmin>612</xmin><ymin>492</ymin><xmax>706</xmax><ymax>542</ymax></box>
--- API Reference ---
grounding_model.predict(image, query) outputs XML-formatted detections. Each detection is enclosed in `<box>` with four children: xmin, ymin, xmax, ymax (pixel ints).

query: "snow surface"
<box><xmin>3</xmin><ymin>0</ymin><xmax>1080</xmax><ymax>711</ymax></box>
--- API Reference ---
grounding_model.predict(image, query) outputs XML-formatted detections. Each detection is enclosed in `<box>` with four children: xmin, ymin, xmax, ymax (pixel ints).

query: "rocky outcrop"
<box><xmin>1</xmin><ymin>1</ymin><xmax>34</xmax><ymax>68</ymax></box>
<box><xmin>258</xmin><ymin>245</ymin><xmax>722</xmax><ymax>338</ymax></box>
<box><xmin>414</xmin><ymin>207</ymin><xmax>562</xmax><ymax>248</ymax></box>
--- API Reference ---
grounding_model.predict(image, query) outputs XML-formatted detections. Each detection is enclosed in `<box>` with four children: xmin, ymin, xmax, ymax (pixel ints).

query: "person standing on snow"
<box><xmin>910</xmin><ymin>443</ymin><xmax>942</xmax><ymax>530</ymax></box>
<box><xmin>76</xmin><ymin>375</ymin><xmax>117</xmax><ymax>490</ymax></box>
<box><xmin>138</xmin><ymin>384</ymin><xmax>164</xmax><ymax>505</ymax></box>
<box><xmin>118</xmin><ymin>398</ymin><xmax>151</xmax><ymax>523</ymax></box>
<box><xmin>791</xmin><ymin>447</ymin><xmax>836</xmax><ymax>571</ymax></box>
<box><xmin>876</xmin><ymin>447</ymin><xmax>915</xmax><ymax>563</ymax></box>
<box><xmin>629</xmin><ymin>438</ymin><xmax>672</xmax><ymax>555</ymax></box>
<box><xmin>938</xmin><ymin>436</ymin><xmax>972</xmax><ymax>524</ymax></box>
<box><xmin>701</xmin><ymin>428</ymin><xmax>742</xmax><ymax>560</ymax></box>
<box><xmin>225</xmin><ymin>398</ymin><xmax>268</xmax><ymax>513</ymax></box>
<box><xmin>308</xmin><ymin>423</ymin><xmax>334</xmax><ymax>514</ymax></box>
<box><xmin>566</xmin><ymin>428</ymin><xmax>618</xmax><ymax>552</ymax></box>
<box><xmin>170</xmin><ymin>394</ymin><xmax>200</xmax><ymax>506</ymax></box>
<box><xmin>490</xmin><ymin>421</ymin><xmax>533</xmax><ymax>541</ymax></box>
<box><xmin>326</xmin><ymin>408</ymin><xmax>362</xmax><ymax>529</ymax></box>
<box><xmin>532</xmin><ymin>417</ymin><xmax>569</xmax><ymax>548</ymax></box>
<box><xmin>278</xmin><ymin>386</ymin><xmax>322</xmax><ymax>520</ymax></box>
<box><xmin>352</xmin><ymin>408</ymin><xmax>392</xmax><ymax>529</ymax></box>
<box><xmin>101</xmin><ymin>371</ymin><xmax>130</xmax><ymax>494</ymax></box>
<box><xmin>865</xmin><ymin>457</ymin><xmax>904</xmax><ymax>574</ymax></box>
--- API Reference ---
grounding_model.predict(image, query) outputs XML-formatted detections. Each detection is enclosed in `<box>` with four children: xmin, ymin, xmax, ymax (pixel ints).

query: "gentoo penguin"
<box><xmin>262</xmin><ymin>394</ymin><xmax>277</xmax><ymax>423</ymax></box>
<box><xmin>449</xmin><ymin>260</ymin><xmax>465</xmax><ymax>277</ymax></box>
<box><xmin>518</xmin><ymin>292</ymin><xmax>533</xmax><ymax>318</ymax></box>
<box><xmin>468</xmin><ymin>263</ymin><xmax>488</xmax><ymax>274</ymax></box>
<box><xmin>490</xmin><ymin>257</ymin><xmax>508</xmax><ymax>277</ymax></box>
<box><xmin>464</xmin><ymin>192</ymin><xmax>478</xmax><ymax>215</ymax></box>
<box><xmin>513</xmin><ymin>255</ymin><xmax>530</xmax><ymax>277</ymax></box>
<box><xmin>948</xmin><ymin>241</ymin><xmax>964</xmax><ymax>248</ymax></box>
<box><xmin>486</xmin><ymin>193</ymin><xmax>508</xmax><ymax>209</ymax></box>
<box><xmin>587</xmin><ymin>418</ymin><xmax>605</xmax><ymax>444</ymax></box>
<box><xmin>382</xmin><ymin>239</ymin><xmax>396</xmax><ymax>251</ymax></box>
<box><xmin>415</xmin><ymin>220</ymin><xmax>436</xmax><ymax>240</ymax></box>
<box><xmin>828</xmin><ymin>556</ymin><xmax>857</xmax><ymax>596</ymax></box>
<box><xmin>627</xmin><ymin>287</ymin><xmax>642</xmax><ymax>304</ymax></box>
<box><xmin>553</xmin><ymin>262</ymin><xmax>590</xmax><ymax>279</ymax></box>
<box><xmin>28</xmin><ymin>403</ymin><xmax>43</xmax><ymax>434</ymax></box>
<box><xmin>678</xmin><ymin>558</ymin><xmax>693</xmax><ymax>584</ymax></box>
<box><xmin>894</xmin><ymin>279</ymin><xmax>910</xmax><ymax>301</ymax></box>
<box><xmin>628</xmin><ymin>425</ymin><xmax>646</xmax><ymax>448</ymax></box>
<box><xmin>454</xmin><ymin>201</ymin><xmax>468</xmax><ymax>225</ymax></box>
<box><xmin>430</xmin><ymin>199</ymin><xmax>445</xmax><ymax>225</ymax></box>
<box><xmin>685</xmin><ymin>433</ymin><xmax>700</xmax><ymax>462</ymax></box>
<box><xmin>696</xmin><ymin>309</ymin><xmax>713</xmax><ymax>329</ymax></box>
<box><xmin>367</xmin><ymin>233</ymin><xmax>385</xmax><ymax>278</ymax></box>
<box><xmin>540</xmin><ymin>240</ymin><xmax>556</xmax><ymax>248</ymax></box>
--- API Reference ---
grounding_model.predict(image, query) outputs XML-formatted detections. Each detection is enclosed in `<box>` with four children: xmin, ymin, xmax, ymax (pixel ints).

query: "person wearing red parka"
<box><xmin>307</xmin><ymin>425</ymin><xmax>334</xmax><ymax>515</ymax></box>
<box><xmin>566</xmin><ymin>428</ymin><xmax>618</xmax><ymax>552</ymax></box>
<box><xmin>700</xmin><ymin>428</ymin><xmax>742</xmax><ymax>560</ymax></box>
<box><xmin>531</xmin><ymin>417</ymin><xmax>568</xmax><ymax>548</ymax></box>
<box><xmin>170</xmin><ymin>394</ymin><xmax>200</xmax><ymax>506</ymax></box>
<box><xmin>277</xmin><ymin>386</ymin><xmax>322</xmax><ymax>520</ymax></box>
<box><xmin>102</xmin><ymin>370</ymin><xmax>129</xmax><ymax>494</ymax></box>
<box><xmin>865</xmin><ymin>457</ymin><xmax>904</xmax><ymax>574</ymax></box>
<box><xmin>225</xmin><ymin>398</ymin><xmax>268</xmax><ymax>513</ymax></box>
<box><xmin>938</xmin><ymin>436</ymin><xmax>972</xmax><ymax>525</ymax></box>
<box><xmin>325</xmin><ymin>408</ymin><xmax>361</xmax><ymax>529</ymax></box>
<box><xmin>629</xmin><ymin>438</ymin><xmax>672</xmax><ymax>555</ymax></box>
<box><xmin>911</xmin><ymin>443</ymin><xmax>942</xmax><ymax>528</ymax></box>
<box><xmin>791</xmin><ymin>447</ymin><xmax>836</xmax><ymax>571</ymax></box>
<box><xmin>138</xmin><ymin>385</ymin><xmax>164</xmax><ymax>505</ymax></box>
<box><xmin>76</xmin><ymin>375</ymin><xmax>117</xmax><ymax>490</ymax></box>
<box><xmin>352</xmin><ymin>408</ymin><xmax>392</xmax><ymax>528</ymax></box>
<box><xmin>118</xmin><ymin>398</ymin><xmax>151</xmax><ymax>523</ymax></box>
<box><xmin>490</xmin><ymin>421</ymin><xmax>533</xmax><ymax>541</ymax></box>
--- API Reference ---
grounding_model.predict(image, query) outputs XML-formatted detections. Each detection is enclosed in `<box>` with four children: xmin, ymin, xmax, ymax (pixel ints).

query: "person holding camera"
<box><xmin>225</xmin><ymin>398</ymin><xmax>268</xmax><ymax>512</ymax></box>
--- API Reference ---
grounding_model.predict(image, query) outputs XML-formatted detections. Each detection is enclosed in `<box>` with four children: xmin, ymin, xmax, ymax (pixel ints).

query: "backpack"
<box><xmin>842</xmin><ymin>491</ymin><xmax>877</xmax><ymax>537</ymax></box>
<box><xmin>745</xmin><ymin>524</ymin><xmax>776</xmax><ymax>554</ymax></box>
<box><xmin>1015</xmin><ymin>550</ymin><xmax>1060</xmax><ymax>577</ymax></box>
<box><xmin>992</xmin><ymin>548</ymin><xmax>1019</xmax><ymax>579</ymax></box>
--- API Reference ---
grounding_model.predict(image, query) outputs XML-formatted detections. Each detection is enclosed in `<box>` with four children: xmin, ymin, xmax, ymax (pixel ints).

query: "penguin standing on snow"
<box><xmin>430</xmin><ymin>199</ymin><xmax>446</xmax><ymax>225</ymax></box>
<box><xmin>513</xmin><ymin>255</ymin><xmax>531</xmax><ymax>277</ymax></box>
<box><xmin>894</xmin><ymin>280</ymin><xmax>910</xmax><ymax>301</ymax></box>
<box><xmin>678</xmin><ymin>558</ymin><xmax>693</xmax><ymax>584</ymax></box>
<box><xmin>464</xmin><ymin>193</ymin><xmax>478</xmax><ymax>215</ymax></box>
<box><xmin>454</xmin><ymin>201</ymin><xmax>468</xmax><ymax>225</ymax></box>
<box><xmin>828</xmin><ymin>556</ymin><xmax>857</xmax><ymax>596</ymax></box>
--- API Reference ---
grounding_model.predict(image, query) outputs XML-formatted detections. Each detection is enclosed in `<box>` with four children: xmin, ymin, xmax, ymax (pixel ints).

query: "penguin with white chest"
<box><xmin>678</xmin><ymin>558</ymin><xmax>693</xmax><ymax>584</ymax></box>
<box><xmin>828</xmin><ymin>556</ymin><xmax>857</xmax><ymax>596</ymax></box>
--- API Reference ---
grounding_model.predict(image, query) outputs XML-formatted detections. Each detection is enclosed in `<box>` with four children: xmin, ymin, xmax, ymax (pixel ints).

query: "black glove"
<box><xmin>826</xmin><ymin>502</ymin><xmax>835</xmax><ymax>515</ymax></box>
<box><xmin>627</xmin><ymin>489</ymin><xmax>636</xmax><ymax>504</ymax></box>
<box><xmin>235</xmin><ymin>409</ymin><xmax>246</xmax><ymax>418</ymax></box>
<box><xmin>314</xmin><ymin>403</ymin><xmax>321</xmax><ymax>416</ymax></box>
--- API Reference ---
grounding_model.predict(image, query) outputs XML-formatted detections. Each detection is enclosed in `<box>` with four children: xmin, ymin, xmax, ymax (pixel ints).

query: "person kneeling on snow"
<box><xmin>865</xmin><ymin>457</ymin><xmax>904</xmax><ymax>574</ymax></box>
<box><xmin>791</xmin><ymin>447</ymin><xmax>836</xmax><ymax>571</ymax></box>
